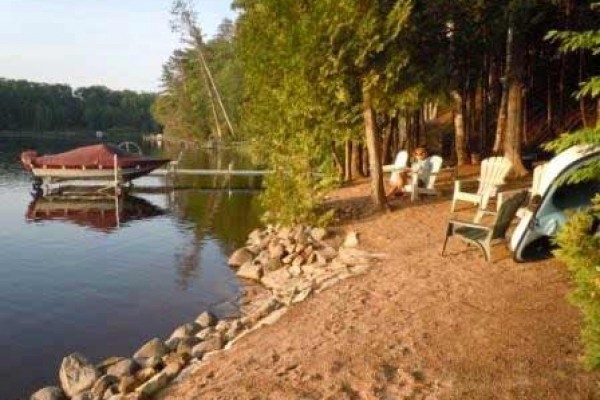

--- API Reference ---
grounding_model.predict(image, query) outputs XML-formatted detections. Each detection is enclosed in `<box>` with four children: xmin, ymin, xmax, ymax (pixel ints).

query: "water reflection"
<box><xmin>26</xmin><ymin>194</ymin><xmax>165</xmax><ymax>233</ymax></box>
<box><xmin>0</xmin><ymin>136</ymin><xmax>263</xmax><ymax>399</ymax></box>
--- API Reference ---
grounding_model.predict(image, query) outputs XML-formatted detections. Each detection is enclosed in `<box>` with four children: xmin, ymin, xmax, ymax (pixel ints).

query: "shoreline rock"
<box><xmin>30</xmin><ymin>224</ymin><xmax>381</xmax><ymax>400</ymax></box>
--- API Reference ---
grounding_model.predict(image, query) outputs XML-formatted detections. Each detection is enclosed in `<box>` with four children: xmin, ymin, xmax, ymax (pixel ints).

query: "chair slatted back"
<box><xmin>389</xmin><ymin>150</ymin><xmax>408</xmax><ymax>184</ymax></box>
<box><xmin>393</xmin><ymin>151</ymin><xmax>408</xmax><ymax>169</ymax></box>
<box><xmin>531</xmin><ymin>163</ymin><xmax>548</xmax><ymax>196</ymax></box>
<box><xmin>425</xmin><ymin>155</ymin><xmax>443</xmax><ymax>189</ymax></box>
<box><xmin>491</xmin><ymin>190</ymin><xmax>528</xmax><ymax>240</ymax></box>
<box><xmin>477</xmin><ymin>157</ymin><xmax>512</xmax><ymax>197</ymax></box>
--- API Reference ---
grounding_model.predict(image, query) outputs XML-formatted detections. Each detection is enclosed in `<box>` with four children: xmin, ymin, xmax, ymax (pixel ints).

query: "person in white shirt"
<box><xmin>386</xmin><ymin>147</ymin><xmax>432</xmax><ymax>199</ymax></box>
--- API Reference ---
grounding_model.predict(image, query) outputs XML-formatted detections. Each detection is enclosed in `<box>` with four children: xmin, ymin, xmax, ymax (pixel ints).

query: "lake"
<box><xmin>0</xmin><ymin>135</ymin><xmax>261</xmax><ymax>399</ymax></box>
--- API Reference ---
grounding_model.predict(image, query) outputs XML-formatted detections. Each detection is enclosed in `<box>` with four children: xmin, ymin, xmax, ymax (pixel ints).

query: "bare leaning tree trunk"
<box><xmin>452</xmin><ymin>90</ymin><xmax>468</xmax><ymax>165</ymax></box>
<box><xmin>362</xmin><ymin>86</ymin><xmax>388</xmax><ymax>210</ymax></box>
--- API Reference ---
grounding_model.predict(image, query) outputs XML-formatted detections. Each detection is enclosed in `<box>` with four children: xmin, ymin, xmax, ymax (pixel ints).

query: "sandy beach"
<box><xmin>158</xmin><ymin>180</ymin><xmax>600</xmax><ymax>400</ymax></box>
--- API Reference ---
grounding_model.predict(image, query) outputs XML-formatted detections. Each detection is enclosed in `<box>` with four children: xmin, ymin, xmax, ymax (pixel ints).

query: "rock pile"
<box><xmin>230</xmin><ymin>225</ymin><xmax>380</xmax><ymax>305</ymax></box>
<box><xmin>30</xmin><ymin>225</ymin><xmax>381</xmax><ymax>400</ymax></box>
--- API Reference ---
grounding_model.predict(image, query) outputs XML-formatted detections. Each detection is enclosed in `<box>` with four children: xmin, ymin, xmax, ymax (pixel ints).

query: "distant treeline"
<box><xmin>0</xmin><ymin>78</ymin><xmax>159</xmax><ymax>133</ymax></box>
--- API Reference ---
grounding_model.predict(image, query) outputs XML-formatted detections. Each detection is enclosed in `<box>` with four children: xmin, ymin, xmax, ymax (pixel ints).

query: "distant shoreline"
<box><xmin>0</xmin><ymin>130</ymin><xmax>148</xmax><ymax>139</ymax></box>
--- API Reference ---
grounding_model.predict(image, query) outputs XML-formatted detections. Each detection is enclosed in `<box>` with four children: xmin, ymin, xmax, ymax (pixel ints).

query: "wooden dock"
<box><xmin>149</xmin><ymin>168</ymin><xmax>271</xmax><ymax>177</ymax></box>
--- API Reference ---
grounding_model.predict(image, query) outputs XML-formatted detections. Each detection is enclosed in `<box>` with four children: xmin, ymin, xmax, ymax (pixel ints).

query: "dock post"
<box><xmin>228</xmin><ymin>161</ymin><xmax>233</xmax><ymax>197</ymax></box>
<box><xmin>113</xmin><ymin>154</ymin><xmax>120</xmax><ymax>196</ymax></box>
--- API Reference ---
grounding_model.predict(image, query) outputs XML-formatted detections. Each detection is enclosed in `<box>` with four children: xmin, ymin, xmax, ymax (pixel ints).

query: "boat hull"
<box><xmin>30</xmin><ymin>162</ymin><xmax>167</xmax><ymax>183</ymax></box>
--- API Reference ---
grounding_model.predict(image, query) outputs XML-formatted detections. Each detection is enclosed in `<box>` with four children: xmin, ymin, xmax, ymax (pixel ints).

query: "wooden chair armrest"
<box><xmin>382</xmin><ymin>165</ymin><xmax>408</xmax><ymax>173</ymax></box>
<box><xmin>448</xmin><ymin>218</ymin><xmax>493</xmax><ymax>231</ymax></box>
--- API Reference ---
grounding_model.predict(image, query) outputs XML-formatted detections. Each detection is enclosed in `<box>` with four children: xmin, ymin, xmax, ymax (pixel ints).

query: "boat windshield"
<box><xmin>551</xmin><ymin>179</ymin><xmax>600</xmax><ymax>212</ymax></box>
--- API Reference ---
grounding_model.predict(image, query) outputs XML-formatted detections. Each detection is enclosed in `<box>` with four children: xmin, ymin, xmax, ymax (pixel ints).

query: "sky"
<box><xmin>0</xmin><ymin>0</ymin><xmax>236</xmax><ymax>92</ymax></box>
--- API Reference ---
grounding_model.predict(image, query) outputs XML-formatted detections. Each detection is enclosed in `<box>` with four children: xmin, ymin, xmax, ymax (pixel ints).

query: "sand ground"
<box><xmin>158</xmin><ymin>180</ymin><xmax>600</xmax><ymax>400</ymax></box>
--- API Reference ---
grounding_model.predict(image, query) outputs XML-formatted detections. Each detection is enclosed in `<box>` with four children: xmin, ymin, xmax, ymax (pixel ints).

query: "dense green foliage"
<box><xmin>548</xmin><ymin>10</ymin><xmax>600</xmax><ymax>368</ymax></box>
<box><xmin>554</xmin><ymin>197</ymin><xmax>600</xmax><ymax>369</ymax></box>
<box><xmin>157</xmin><ymin>0</ymin><xmax>598</xmax><ymax>223</ymax></box>
<box><xmin>0</xmin><ymin>78</ymin><xmax>158</xmax><ymax>133</ymax></box>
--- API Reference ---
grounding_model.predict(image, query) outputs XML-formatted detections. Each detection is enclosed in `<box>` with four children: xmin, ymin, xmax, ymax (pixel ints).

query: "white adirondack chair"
<box><xmin>383</xmin><ymin>150</ymin><xmax>409</xmax><ymax>185</ymax></box>
<box><xmin>451</xmin><ymin>156</ymin><xmax>512</xmax><ymax>213</ymax></box>
<box><xmin>403</xmin><ymin>155</ymin><xmax>444</xmax><ymax>201</ymax></box>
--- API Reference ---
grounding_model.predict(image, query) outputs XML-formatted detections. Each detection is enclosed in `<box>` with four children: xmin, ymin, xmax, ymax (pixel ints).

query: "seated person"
<box><xmin>386</xmin><ymin>147</ymin><xmax>432</xmax><ymax>198</ymax></box>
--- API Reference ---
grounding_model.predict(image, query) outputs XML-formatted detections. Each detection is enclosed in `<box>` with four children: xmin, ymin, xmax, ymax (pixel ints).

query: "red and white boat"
<box><xmin>21</xmin><ymin>143</ymin><xmax>170</xmax><ymax>184</ymax></box>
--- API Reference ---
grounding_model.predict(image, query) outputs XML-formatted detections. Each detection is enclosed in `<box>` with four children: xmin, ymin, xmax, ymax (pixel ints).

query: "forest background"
<box><xmin>154</xmin><ymin>0</ymin><xmax>599</xmax><ymax>222</ymax></box>
<box><xmin>0</xmin><ymin>80</ymin><xmax>158</xmax><ymax>134</ymax></box>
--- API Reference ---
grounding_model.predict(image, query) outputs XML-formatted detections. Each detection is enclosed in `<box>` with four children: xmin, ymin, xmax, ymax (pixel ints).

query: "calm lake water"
<box><xmin>0</xmin><ymin>135</ymin><xmax>261</xmax><ymax>399</ymax></box>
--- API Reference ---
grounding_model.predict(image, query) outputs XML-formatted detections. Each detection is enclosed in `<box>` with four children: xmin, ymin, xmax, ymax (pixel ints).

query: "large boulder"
<box><xmin>96</xmin><ymin>357</ymin><xmax>125</xmax><ymax>374</ymax></box>
<box><xmin>276</xmin><ymin>227</ymin><xmax>291</xmax><ymax>240</ymax></box>
<box><xmin>133</xmin><ymin>338</ymin><xmax>167</xmax><ymax>369</ymax></box>
<box><xmin>236</xmin><ymin>262</ymin><xmax>263</xmax><ymax>281</ymax></box>
<box><xmin>261</xmin><ymin>269</ymin><xmax>292</xmax><ymax>290</ymax></box>
<box><xmin>135</xmin><ymin>372</ymin><xmax>169</xmax><ymax>397</ymax></box>
<box><xmin>70</xmin><ymin>391</ymin><xmax>94</xmax><ymax>400</ymax></box>
<box><xmin>118</xmin><ymin>375</ymin><xmax>138</xmax><ymax>394</ymax></box>
<box><xmin>227</xmin><ymin>248</ymin><xmax>254</xmax><ymax>267</ymax></box>
<box><xmin>195</xmin><ymin>326</ymin><xmax>216</xmax><ymax>340</ymax></box>
<box><xmin>106</xmin><ymin>358</ymin><xmax>138</xmax><ymax>378</ymax></box>
<box><xmin>310</xmin><ymin>227</ymin><xmax>328</xmax><ymax>241</ymax></box>
<box><xmin>91</xmin><ymin>375</ymin><xmax>118</xmax><ymax>398</ymax></box>
<box><xmin>168</xmin><ymin>322</ymin><xmax>200</xmax><ymax>340</ymax></box>
<box><xmin>175</xmin><ymin>336</ymin><xmax>201</xmax><ymax>356</ymax></box>
<box><xmin>268</xmin><ymin>242</ymin><xmax>285</xmax><ymax>260</ymax></box>
<box><xmin>59</xmin><ymin>353</ymin><xmax>100</xmax><ymax>397</ymax></box>
<box><xmin>30</xmin><ymin>386</ymin><xmax>65</xmax><ymax>400</ymax></box>
<box><xmin>191</xmin><ymin>337</ymin><xmax>224</xmax><ymax>359</ymax></box>
<box><xmin>246</xmin><ymin>228</ymin><xmax>263</xmax><ymax>247</ymax></box>
<box><xmin>224</xmin><ymin>320</ymin><xmax>244</xmax><ymax>341</ymax></box>
<box><xmin>195</xmin><ymin>311</ymin><xmax>217</xmax><ymax>328</ymax></box>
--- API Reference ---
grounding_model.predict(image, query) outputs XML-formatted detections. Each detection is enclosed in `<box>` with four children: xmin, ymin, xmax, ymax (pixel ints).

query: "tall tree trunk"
<box><xmin>331</xmin><ymin>141</ymin><xmax>344</xmax><ymax>177</ymax></box>
<box><xmin>481</xmin><ymin>55</ymin><xmax>488</xmax><ymax>155</ymax></box>
<box><xmin>579</xmin><ymin>50</ymin><xmax>590</xmax><ymax>128</ymax></box>
<box><xmin>596</xmin><ymin>98</ymin><xmax>600</xmax><ymax>127</ymax></box>
<box><xmin>362</xmin><ymin>87</ymin><xmax>387</xmax><ymax>210</ymax></box>
<box><xmin>558</xmin><ymin>53</ymin><xmax>566</xmax><ymax>132</ymax></box>
<box><xmin>381</xmin><ymin>116</ymin><xmax>394</xmax><ymax>165</ymax></box>
<box><xmin>547</xmin><ymin>66</ymin><xmax>553</xmax><ymax>134</ymax></box>
<box><xmin>493</xmin><ymin>76</ymin><xmax>508</xmax><ymax>154</ymax></box>
<box><xmin>503</xmin><ymin>22</ymin><xmax>528</xmax><ymax>176</ymax></box>
<box><xmin>352</xmin><ymin>142</ymin><xmax>363</xmax><ymax>177</ymax></box>
<box><xmin>452</xmin><ymin>90</ymin><xmax>468</xmax><ymax>165</ymax></box>
<box><xmin>389</xmin><ymin>113</ymin><xmax>399</xmax><ymax>156</ymax></box>
<box><xmin>344</xmin><ymin>140</ymin><xmax>352</xmax><ymax>182</ymax></box>
<box><xmin>398</xmin><ymin>113</ymin><xmax>408</xmax><ymax>150</ymax></box>
<box><xmin>361</xmin><ymin>146</ymin><xmax>369</xmax><ymax>177</ymax></box>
